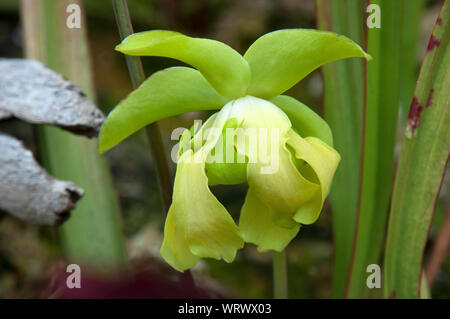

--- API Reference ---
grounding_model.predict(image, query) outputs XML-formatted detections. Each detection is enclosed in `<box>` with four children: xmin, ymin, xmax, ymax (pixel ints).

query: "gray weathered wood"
<box><xmin>0</xmin><ymin>109</ymin><xmax>12</xmax><ymax>120</ymax></box>
<box><xmin>0</xmin><ymin>133</ymin><xmax>84</xmax><ymax>226</ymax></box>
<box><xmin>0</xmin><ymin>59</ymin><xmax>104</xmax><ymax>137</ymax></box>
<box><xmin>0</xmin><ymin>59</ymin><xmax>111</xmax><ymax>225</ymax></box>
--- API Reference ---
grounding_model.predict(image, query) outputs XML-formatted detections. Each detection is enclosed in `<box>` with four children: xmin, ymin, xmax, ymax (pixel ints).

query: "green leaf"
<box><xmin>384</xmin><ymin>2</ymin><xmax>449</xmax><ymax>298</ymax></box>
<box><xmin>316</xmin><ymin>0</ymin><xmax>365</xmax><ymax>298</ymax></box>
<box><xmin>240</xmin><ymin>189</ymin><xmax>300</xmax><ymax>252</ymax></box>
<box><xmin>116</xmin><ymin>30</ymin><xmax>251</xmax><ymax>99</ymax></box>
<box><xmin>398</xmin><ymin>0</ymin><xmax>426</xmax><ymax>125</ymax></box>
<box><xmin>99</xmin><ymin>67</ymin><xmax>227</xmax><ymax>152</ymax></box>
<box><xmin>243</xmin><ymin>29</ymin><xmax>371</xmax><ymax>99</ymax></box>
<box><xmin>270</xmin><ymin>95</ymin><xmax>333</xmax><ymax>147</ymax></box>
<box><xmin>22</xmin><ymin>0</ymin><xmax>128</xmax><ymax>272</ymax></box>
<box><xmin>347</xmin><ymin>0</ymin><xmax>411</xmax><ymax>298</ymax></box>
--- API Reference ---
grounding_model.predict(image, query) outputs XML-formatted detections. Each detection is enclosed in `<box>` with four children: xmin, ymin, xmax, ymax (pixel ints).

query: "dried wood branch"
<box><xmin>0</xmin><ymin>133</ymin><xmax>84</xmax><ymax>226</ymax></box>
<box><xmin>0</xmin><ymin>109</ymin><xmax>12</xmax><ymax>121</ymax></box>
<box><xmin>0</xmin><ymin>59</ymin><xmax>104</xmax><ymax>137</ymax></box>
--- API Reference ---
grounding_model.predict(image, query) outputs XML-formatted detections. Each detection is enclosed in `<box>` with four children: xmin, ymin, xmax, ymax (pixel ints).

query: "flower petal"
<box><xmin>170</xmin><ymin>150</ymin><xmax>244</xmax><ymax>264</ymax></box>
<box><xmin>286</xmin><ymin>130</ymin><xmax>341</xmax><ymax>224</ymax></box>
<box><xmin>162</xmin><ymin>107</ymin><xmax>244</xmax><ymax>271</ymax></box>
<box><xmin>116</xmin><ymin>30</ymin><xmax>251</xmax><ymax>99</ymax></box>
<box><xmin>99</xmin><ymin>67</ymin><xmax>227</xmax><ymax>152</ymax></box>
<box><xmin>179</xmin><ymin>113</ymin><xmax>218</xmax><ymax>157</ymax></box>
<box><xmin>271</xmin><ymin>95</ymin><xmax>333</xmax><ymax>147</ymax></box>
<box><xmin>211</xmin><ymin>96</ymin><xmax>320</xmax><ymax>227</ymax></box>
<box><xmin>204</xmin><ymin>96</ymin><xmax>290</xmax><ymax>186</ymax></box>
<box><xmin>225</xmin><ymin>96</ymin><xmax>292</xmax><ymax>132</ymax></box>
<box><xmin>160</xmin><ymin>206</ymin><xmax>200</xmax><ymax>272</ymax></box>
<box><xmin>244</xmin><ymin>29</ymin><xmax>371</xmax><ymax>99</ymax></box>
<box><xmin>246</xmin><ymin>142</ymin><xmax>320</xmax><ymax>227</ymax></box>
<box><xmin>240</xmin><ymin>189</ymin><xmax>300</xmax><ymax>252</ymax></box>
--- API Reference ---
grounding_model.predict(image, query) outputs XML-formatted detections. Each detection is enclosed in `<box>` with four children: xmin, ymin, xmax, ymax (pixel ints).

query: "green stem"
<box><xmin>273</xmin><ymin>251</ymin><xmax>288</xmax><ymax>299</ymax></box>
<box><xmin>112</xmin><ymin>0</ymin><xmax>173</xmax><ymax>212</ymax></box>
<box><xmin>111</xmin><ymin>0</ymin><xmax>195</xmax><ymax>287</ymax></box>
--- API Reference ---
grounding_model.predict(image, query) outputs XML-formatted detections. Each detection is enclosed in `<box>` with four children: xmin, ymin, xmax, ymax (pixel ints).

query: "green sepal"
<box><xmin>271</xmin><ymin>95</ymin><xmax>333</xmax><ymax>147</ymax></box>
<box><xmin>116</xmin><ymin>30</ymin><xmax>251</xmax><ymax>98</ymax></box>
<box><xmin>244</xmin><ymin>29</ymin><xmax>371</xmax><ymax>99</ymax></box>
<box><xmin>99</xmin><ymin>67</ymin><xmax>227</xmax><ymax>152</ymax></box>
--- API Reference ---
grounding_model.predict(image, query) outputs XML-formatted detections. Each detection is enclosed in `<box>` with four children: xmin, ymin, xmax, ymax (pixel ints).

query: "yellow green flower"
<box><xmin>99</xmin><ymin>29</ymin><xmax>370</xmax><ymax>272</ymax></box>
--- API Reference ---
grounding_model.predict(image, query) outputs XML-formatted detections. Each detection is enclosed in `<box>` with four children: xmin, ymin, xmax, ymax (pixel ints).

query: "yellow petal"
<box><xmin>247</xmin><ymin>142</ymin><xmax>320</xmax><ymax>227</ymax></box>
<box><xmin>240</xmin><ymin>189</ymin><xmax>300</xmax><ymax>252</ymax></box>
<box><xmin>286</xmin><ymin>130</ymin><xmax>341</xmax><ymax>224</ymax></box>
<box><xmin>160</xmin><ymin>206</ymin><xmax>200</xmax><ymax>272</ymax></box>
<box><xmin>161</xmin><ymin>148</ymin><xmax>244</xmax><ymax>271</ymax></box>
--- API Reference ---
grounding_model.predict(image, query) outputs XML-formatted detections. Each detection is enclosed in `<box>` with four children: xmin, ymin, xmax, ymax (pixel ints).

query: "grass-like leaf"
<box><xmin>384</xmin><ymin>1</ymin><xmax>449</xmax><ymax>298</ymax></box>
<box><xmin>318</xmin><ymin>0</ymin><xmax>426</xmax><ymax>297</ymax></box>
<box><xmin>20</xmin><ymin>0</ymin><xmax>128</xmax><ymax>271</ymax></box>
<box><xmin>398</xmin><ymin>0</ymin><xmax>426</xmax><ymax>124</ymax></box>
<box><xmin>316</xmin><ymin>0</ymin><xmax>365</xmax><ymax>298</ymax></box>
<box><xmin>345</xmin><ymin>0</ymin><xmax>425</xmax><ymax>298</ymax></box>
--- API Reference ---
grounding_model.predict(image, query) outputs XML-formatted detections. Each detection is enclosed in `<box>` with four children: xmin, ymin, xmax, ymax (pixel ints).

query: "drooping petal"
<box><xmin>271</xmin><ymin>95</ymin><xmax>333</xmax><ymax>147</ymax></box>
<box><xmin>161</xmin><ymin>111</ymin><xmax>244</xmax><ymax>271</ymax></box>
<box><xmin>169</xmin><ymin>150</ymin><xmax>244</xmax><ymax>264</ymax></box>
<box><xmin>116</xmin><ymin>30</ymin><xmax>251</xmax><ymax>98</ymax></box>
<box><xmin>213</xmin><ymin>96</ymin><xmax>321</xmax><ymax>227</ymax></box>
<box><xmin>286</xmin><ymin>130</ymin><xmax>341</xmax><ymax>224</ymax></box>
<box><xmin>244</xmin><ymin>29</ymin><xmax>371</xmax><ymax>99</ymax></box>
<box><xmin>99</xmin><ymin>67</ymin><xmax>227</xmax><ymax>152</ymax></box>
<box><xmin>240</xmin><ymin>189</ymin><xmax>300</xmax><ymax>252</ymax></box>
<box><xmin>246</xmin><ymin>142</ymin><xmax>320</xmax><ymax>228</ymax></box>
<box><xmin>160</xmin><ymin>206</ymin><xmax>200</xmax><ymax>272</ymax></box>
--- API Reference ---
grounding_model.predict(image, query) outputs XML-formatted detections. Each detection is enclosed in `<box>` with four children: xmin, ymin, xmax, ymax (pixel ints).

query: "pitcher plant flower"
<box><xmin>99</xmin><ymin>29</ymin><xmax>371</xmax><ymax>272</ymax></box>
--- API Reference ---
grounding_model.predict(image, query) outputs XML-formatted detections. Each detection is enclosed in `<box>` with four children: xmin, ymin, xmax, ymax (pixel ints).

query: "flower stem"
<box><xmin>273</xmin><ymin>251</ymin><xmax>288</xmax><ymax>298</ymax></box>
<box><xmin>112</xmin><ymin>0</ymin><xmax>173</xmax><ymax>212</ymax></box>
<box><xmin>112</xmin><ymin>0</ymin><xmax>195</xmax><ymax>288</ymax></box>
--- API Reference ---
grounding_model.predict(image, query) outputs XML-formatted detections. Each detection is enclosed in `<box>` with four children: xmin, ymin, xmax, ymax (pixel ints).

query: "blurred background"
<box><xmin>0</xmin><ymin>0</ymin><xmax>448</xmax><ymax>298</ymax></box>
